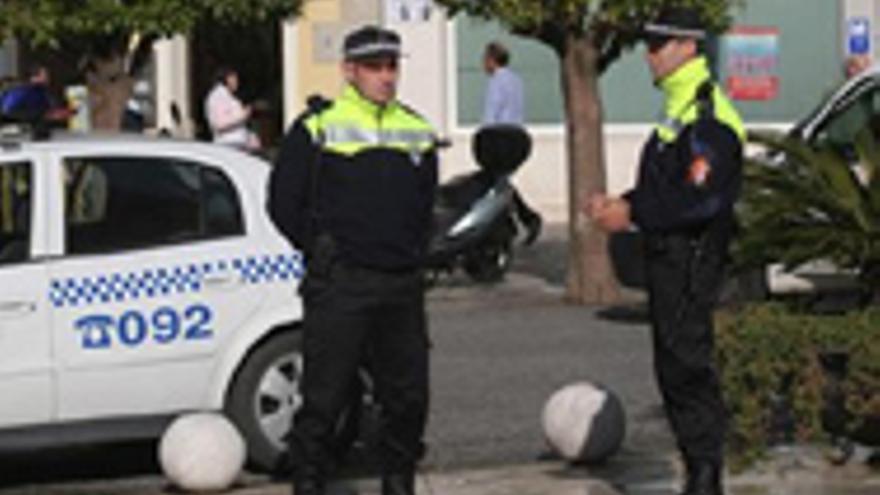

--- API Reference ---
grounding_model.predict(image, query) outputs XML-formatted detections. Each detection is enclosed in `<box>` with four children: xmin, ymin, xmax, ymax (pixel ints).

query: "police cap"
<box><xmin>343</xmin><ymin>25</ymin><xmax>402</xmax><ymax>61</ymax></box>
<box><xmin>642</xmin><ymin>7</ymin><xmax>707</xmax><ymax>44</ymax></box>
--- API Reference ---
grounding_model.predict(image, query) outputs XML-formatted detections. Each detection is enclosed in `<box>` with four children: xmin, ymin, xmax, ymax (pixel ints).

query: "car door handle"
<box><xmin>202</xmin><ymin>274</ymin><xmax>241</xmax><ymax>290</ymax></box>
<box><xmin>0</xmin><ymin>301</ymin><xmax>36</xmax><ymax>316</ymax></box>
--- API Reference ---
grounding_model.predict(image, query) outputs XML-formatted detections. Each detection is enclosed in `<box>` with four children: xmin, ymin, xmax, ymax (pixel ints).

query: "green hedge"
<box><xmin>715</xmin><ymin>304</ymin><xmax>880</xmax><ymax>468</ymax></box>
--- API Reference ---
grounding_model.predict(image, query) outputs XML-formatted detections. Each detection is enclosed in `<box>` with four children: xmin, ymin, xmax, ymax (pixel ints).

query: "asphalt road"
<box><xmin>0</xmin><ymin>225</ymin><xmax>677</xmax><ymax>492</ymax></box>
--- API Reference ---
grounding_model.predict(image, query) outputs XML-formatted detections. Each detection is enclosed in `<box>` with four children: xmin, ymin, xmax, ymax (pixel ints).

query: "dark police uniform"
<box><xmin>267</xmin><ymin>27</ymin><xmax>437</xmax><ymax>495</ymax></box>
<box><xmin>624</xmin><ymin>48</ymin><xmax>745</xmax><ymax>495</ymax></box>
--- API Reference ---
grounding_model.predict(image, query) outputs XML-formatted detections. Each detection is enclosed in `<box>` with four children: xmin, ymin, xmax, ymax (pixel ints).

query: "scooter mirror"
<box><xmin>473</xmin><ymin>124</ymin><xmax>532</xmax><ymax>175</ymax></box>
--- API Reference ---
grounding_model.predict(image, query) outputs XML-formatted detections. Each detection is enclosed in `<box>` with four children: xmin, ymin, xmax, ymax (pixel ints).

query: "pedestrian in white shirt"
<box><xmin>482</xmin><ymin>42</ymin><xmax>524</xmax><ymax>125</ymax></box>
<box><xmin>204</xmin><ymin>67</ymin><xmax>260</xmax><ymax>151</ymax></box>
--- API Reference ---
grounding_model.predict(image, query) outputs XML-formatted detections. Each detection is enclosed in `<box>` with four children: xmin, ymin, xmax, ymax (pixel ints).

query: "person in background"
<box><xmin>204</xmin><ymin>67</ymin><xmax>260</xmax><ymax>151</ymax></box>
<box><xmin>482</xmin><ymin>41</ymin><xmax>524</xmax><ymax>124</ymax></box>
<box><xmin>0</xmin><ymin>64</ymin><xmax>72</xmax><ymax>123</ymax></box>
<box><xmin>481</xmin><ymin>41</ymin><xmax>541</xmax><ymax>244</ymax></box>
<box><xmin>845</xmin><ymin>54</ymin><xmax>872</xmax><ymax>79</ymax></box>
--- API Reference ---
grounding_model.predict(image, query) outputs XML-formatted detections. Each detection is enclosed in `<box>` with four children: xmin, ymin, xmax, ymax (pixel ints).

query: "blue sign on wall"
<box><xmin>848</xmin><ymin>17</ymin><xmax>871</xmax><ymax>56</ymax></box>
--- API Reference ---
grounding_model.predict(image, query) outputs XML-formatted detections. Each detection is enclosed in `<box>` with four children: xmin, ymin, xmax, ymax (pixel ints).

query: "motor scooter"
<box><xmin>427</xmin><ymin>124</ymin><xmax>540</xmax><ymax>283</ymax></box>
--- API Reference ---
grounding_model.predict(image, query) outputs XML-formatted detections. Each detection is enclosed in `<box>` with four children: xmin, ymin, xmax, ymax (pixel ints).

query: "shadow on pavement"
<box><xmin>595</xmin><ymin>304</ymin><xmax>650</xmax><ymax>324</ymax></box>
<box><xmin>537</xmin><ymin>453</ymin><xmax>678</xmax><ymax>495</ymax></box>
<box><xmin>0</xmin><ymin>441</ymin><xmax>160</xmax><ymax>488</ymax></box>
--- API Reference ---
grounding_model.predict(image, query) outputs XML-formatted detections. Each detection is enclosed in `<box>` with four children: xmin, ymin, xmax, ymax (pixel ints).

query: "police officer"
<box><xmin>267</xmin><ymin>25</ymin><xmax>437</xmax><ymax>495</ymax></box>
<box><xmin>586</xmin><ymin>8</ymin><xmax>744</xmax><ymax>495</ymax></box>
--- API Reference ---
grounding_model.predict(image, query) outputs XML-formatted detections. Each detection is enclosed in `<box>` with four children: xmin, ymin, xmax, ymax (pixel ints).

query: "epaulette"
<box><xmin>397</xmin><ymin>101</ymin><xmax>428</xmax><ymax>122</ymax></box>
<box><xmin>297</xmin><ymin>94</ymin><xmax>333</xmax><ymax>123</ymax></box>
<box><xmin>695</xmin><ymin>80</ymin><xmax>715</xmax><ymax>122</ymax></box>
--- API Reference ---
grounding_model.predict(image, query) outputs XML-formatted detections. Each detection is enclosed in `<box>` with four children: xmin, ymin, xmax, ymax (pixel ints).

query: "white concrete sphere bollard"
<box><xmin>159</xmin><ymin>413</ymin><xmax>246</xmax><ymax>492</ymax></box>
<box><xmin>542</xmin><ymin>381</ymin><xmax>626</xmax><ymax>463</ymax></box>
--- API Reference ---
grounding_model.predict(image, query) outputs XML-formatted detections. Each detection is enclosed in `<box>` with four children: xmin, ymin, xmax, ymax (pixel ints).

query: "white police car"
<box><xmin>0</xmin><ymin>131</ymin><xmax>303</xmax><ymax>471</ymax></box>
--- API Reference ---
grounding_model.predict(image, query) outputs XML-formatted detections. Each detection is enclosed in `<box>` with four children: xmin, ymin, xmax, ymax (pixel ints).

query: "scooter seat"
<box><xmin>436</xmin><ymin>170</ymin><xmax>493</xmax><ymax>210</ymax></box>
<box><xmin>473</xmin><ymin>124</ymin><xmax>532</xmax><ymax>175</ymax></box>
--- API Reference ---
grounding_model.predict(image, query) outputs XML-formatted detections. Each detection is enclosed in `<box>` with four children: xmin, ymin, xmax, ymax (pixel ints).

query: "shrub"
<box><xmin>715</xmin><ymin>303</ymin><xmax>880</xmax><ymax>468</ymax></box>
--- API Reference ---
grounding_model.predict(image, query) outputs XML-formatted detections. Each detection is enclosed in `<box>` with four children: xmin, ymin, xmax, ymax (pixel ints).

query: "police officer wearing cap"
<box><xmin>268</xmin><ymin>25</ymin><xmax>437</xmax><ymax>495</ymax></box>
<box><xmin>586</xmin><ymin>8</ymin><xmax>744</xmax><ymax>495</ymax></box>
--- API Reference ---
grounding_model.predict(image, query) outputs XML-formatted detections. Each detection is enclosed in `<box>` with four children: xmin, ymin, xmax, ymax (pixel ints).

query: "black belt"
<box><xmin>644</xmin><ymin>232</ymin><xmax>702</xmax><ymax>255</ymax></box>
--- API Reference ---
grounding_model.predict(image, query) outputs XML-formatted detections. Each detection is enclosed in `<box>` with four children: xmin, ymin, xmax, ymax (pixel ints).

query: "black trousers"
<box><xmin>645</xmin><ymin>234</ymin><xmax>727</xmax><ymax>465</ymax></box>
<box><xmin>289</xmin><ymin>261</ymin><xmax>430</xmax><ymax>479</ymax></box>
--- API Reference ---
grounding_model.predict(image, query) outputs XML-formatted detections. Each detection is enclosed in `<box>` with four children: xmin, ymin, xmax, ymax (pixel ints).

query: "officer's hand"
<box><xmin>582</xmin><ymin>193</ymin><xmax>608</xmax><ymax>220</ymax></box>
<box><xmin>593</xmin><ymin>197</ymin><xmax>632</xmax><ymax>232</ymax></box>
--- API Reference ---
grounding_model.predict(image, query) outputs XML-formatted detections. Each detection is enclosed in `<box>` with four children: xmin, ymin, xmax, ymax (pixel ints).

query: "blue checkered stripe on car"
<box><xmin>48</xmin><ymin>252</ymin><xmax>305</xmax><ymax>309</ymax></box>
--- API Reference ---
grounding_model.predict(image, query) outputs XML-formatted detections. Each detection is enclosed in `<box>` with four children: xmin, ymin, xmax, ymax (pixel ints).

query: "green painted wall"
<box><xmin>456</xmin><ymin>0</ymin><xmax>842</xmax><ymax>125</ymax></box>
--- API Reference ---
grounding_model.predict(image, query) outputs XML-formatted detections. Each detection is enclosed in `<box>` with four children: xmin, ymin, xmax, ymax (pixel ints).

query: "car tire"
<box><xmin>463</xmin><ymin>242</ymin><xmax>512</xmax><ymax>283</ymax></box>
<box><xmin>225</xmin><ymin>331</ymin><xmax>304</xmax><ymax>473</ymax></box>
<box><xmin>719</xmin><ymin>267</ymin><xmax>769</xmax><ymax>306</ymax></box>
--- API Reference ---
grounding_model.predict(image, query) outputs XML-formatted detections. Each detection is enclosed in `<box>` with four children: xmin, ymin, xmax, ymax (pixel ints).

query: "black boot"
<box><xmin>681</xmin><ymin>461</ymin><xmax>723</xmax><ymax>495</ymax></box>
<box><xmin>292</xmin><ymin>477</ymin><xmax>325</xmax><ymax>495</ymax></box>
<box><xmin>520</xmin><ymin>211</ymin><xmax>544</xmax><ymax>246</ymax></box>
<box><xmin>382</xmin><ymin>471</ymin><xmax>415</xmax><ymax>495</ymax></box>
<box><xmin>292</xmin><ymin>464</ymin><xmax>325</xmax><ymax>495</ymax></box>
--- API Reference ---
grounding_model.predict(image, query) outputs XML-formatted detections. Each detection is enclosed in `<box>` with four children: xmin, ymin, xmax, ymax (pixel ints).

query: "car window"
<box><xmin>0</xmin><ymin>161</ymin><xmax>31</xmax><ymax>265</ymax></box>
<box><xmin>813</xmin><ymin>82</ymin><xmax>880</xmax><ymax>158</ymax></box>
<box><xmin>64</xmin><ymin>156</ymin><xmax>243</xmax><ymax>255</ymax></box>
<box><xmin>202</xmin><ymin>165</ymin><xmax>244</xmax><ymax>237</ymax></box>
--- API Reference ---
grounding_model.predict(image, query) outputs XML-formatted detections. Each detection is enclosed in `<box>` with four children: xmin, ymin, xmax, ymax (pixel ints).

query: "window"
<box><xmin>454</xmin><ymin>0</ymin><xmax>841</xmax><ymax>125</ymax></box>
<box><xmin>0</xmin><ymin>161</ymin><xmax>31</xmax><ymax>265</ymax></box>
<box><xmin>814</xmin><ymin>82</ymin><xmax>880</xmax><ymax>157</ymax></box>
<box><xmin>64</xmin><ymin>156</ymin><xmax>243</xmax><ymax>255</ymax></box>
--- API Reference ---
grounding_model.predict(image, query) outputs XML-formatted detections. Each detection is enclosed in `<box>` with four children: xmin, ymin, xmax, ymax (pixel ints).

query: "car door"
<box><xmin>810</xmin><ymin>77</ymin><xmax>880</xmax><ymax>181</ymax></box>
<box><xmin>47</xmin><ymin>152</ymin><xmax>271</xmax><ymax>421</ymax></box>
<box><xmin>0</xmin><ymin>155</ymin><xmax>52</xmax><ymax>428</ymax></box>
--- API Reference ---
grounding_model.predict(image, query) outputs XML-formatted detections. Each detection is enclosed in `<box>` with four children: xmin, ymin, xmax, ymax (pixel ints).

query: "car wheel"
<box><xmin>225</xmin><ymin>331</ymin><xmax>303</xmax><ymax>472</ymax></box>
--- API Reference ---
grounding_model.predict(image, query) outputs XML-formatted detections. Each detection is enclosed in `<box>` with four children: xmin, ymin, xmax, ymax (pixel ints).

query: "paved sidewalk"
<box><xmin>168</xmin><ymin>454</ymin><xmax>880</xmax><ymax>495</ymax></box>
<box><xmin>225</xmin><ymin>451</ymin><xmax>880</xmax><ymax>495</ymax></box>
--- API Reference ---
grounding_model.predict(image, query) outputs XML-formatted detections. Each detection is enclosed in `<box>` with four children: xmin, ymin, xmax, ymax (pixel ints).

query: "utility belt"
<box><xmin>644</xmin><ymin>231</ymin><xmax>707</xmax><ymax>257</ymax></box>
<box><xmin>306</xmin><ymin>233</ymin><xmax>421</xmax><ymax>280</ymax></box>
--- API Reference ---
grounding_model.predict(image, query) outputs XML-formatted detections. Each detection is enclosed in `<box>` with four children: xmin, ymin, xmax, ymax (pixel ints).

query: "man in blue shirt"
<box><xmin>481</xmin><ymin>42</ymin><xmax>541</xmax><ymax>243</ymax></box>
<box><xmin>482</xmin><ymin>42</ymin><xmax>524</xmax><ymax>124</ymax></box>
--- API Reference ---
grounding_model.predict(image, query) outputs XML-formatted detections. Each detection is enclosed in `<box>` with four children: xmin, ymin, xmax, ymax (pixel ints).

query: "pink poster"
<box><xmin>724</xmin><ymin>26</ymin><xmax>780</xmax><ymax>101</ymax></box>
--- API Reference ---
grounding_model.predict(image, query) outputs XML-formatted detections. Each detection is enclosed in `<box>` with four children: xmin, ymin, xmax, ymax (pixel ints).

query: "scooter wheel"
<box><xmin>463</xmin><ymin>244</ymin><xmax>512</xmax><ymax>283</ymax></box>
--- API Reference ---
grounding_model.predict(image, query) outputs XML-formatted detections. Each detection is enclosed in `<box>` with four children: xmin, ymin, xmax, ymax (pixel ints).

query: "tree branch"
<box><xmin>128</xmin><ymin>34</ymin><xmax>159</xmax><ymax>77</ymax></box>
<box><xmin>536</xmin><ymin>21</ymin><xmax>567</xmax><ymax>56</ymax></box>
<box><xmin>597</xmin><ymin>35</ymin><xmax>623</xmax><ymax>75</ymax></box>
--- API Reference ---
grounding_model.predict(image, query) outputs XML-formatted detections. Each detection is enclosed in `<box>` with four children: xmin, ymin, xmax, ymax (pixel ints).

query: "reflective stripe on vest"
<box><xmin>306</xmin><ymin>86</ymin><xmax>435</xmax><ymax>156</ymax></box>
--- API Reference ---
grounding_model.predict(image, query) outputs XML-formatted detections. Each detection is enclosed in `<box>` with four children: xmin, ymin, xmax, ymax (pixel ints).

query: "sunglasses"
<box><xmin>358</xmin><ymin>59</ymin><xmax>400</xmax><ymax>73</ymax></box>
<box><xmin>645</xmin><ymin>36</ymin><xmax>675</xmax><ymax>53</ymax></box>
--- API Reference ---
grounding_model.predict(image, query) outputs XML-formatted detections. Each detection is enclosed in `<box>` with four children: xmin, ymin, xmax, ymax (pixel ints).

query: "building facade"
<box><xmin>2</xmin><ymin>1</ymin><xmax>878</xmax><ymax>220</ymax></box>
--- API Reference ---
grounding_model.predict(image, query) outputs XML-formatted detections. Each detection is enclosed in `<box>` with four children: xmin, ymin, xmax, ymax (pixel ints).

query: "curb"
<box><xmin>231</xmin><ymin>463</ymin><xmax>624</xmax><ymax>495</ymax></box>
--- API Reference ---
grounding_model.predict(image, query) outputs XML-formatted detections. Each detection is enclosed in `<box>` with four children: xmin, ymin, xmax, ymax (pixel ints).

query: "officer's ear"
<box><xmin>680</xmin><ymin>38</ymin><xmax>698</xmax><ymax>58</ymax></box>
<box><xmin>342</xmin><ymin>60</ymin><xmax>357</xmax><ymax>83</ymax></box>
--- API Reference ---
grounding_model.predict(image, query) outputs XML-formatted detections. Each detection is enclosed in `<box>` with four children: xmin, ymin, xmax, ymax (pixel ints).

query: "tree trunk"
<box><xmin>560</xmin><ymin>34</ymin><xmax>622</xmax><ymax>305</ymax></box>
<box><xmin>85</xmin><ymin>53</ymin><xmax>133</xmax><ymax>131</ymax></box>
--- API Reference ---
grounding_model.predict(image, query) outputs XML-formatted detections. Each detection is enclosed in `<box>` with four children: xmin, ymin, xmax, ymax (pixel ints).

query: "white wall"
<box><xmin>438</xmin><ymin>126</ymin><xmax>649</xmax><ymax>223</ymax></box>
<box><xmin>0</xmin><ymin>39</ymin><xmax>18</xmax><ymax>79</ymax></box>
<box><xmin>153</xmin><ymin>36</ymin><xmax>191</xmax><ymax>134</ymax></box>
<box><xmin>391</xmin><ymin>10</ymin><xmax>449</xmax><ymax>132</ymax></box>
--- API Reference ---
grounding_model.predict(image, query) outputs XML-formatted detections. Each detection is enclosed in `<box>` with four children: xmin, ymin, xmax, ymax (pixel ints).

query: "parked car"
<box><xmin>0</xmin><ymin>129</ymin><xmax>303</xmax><ymax>471</ymax></box>
<box><xmin>744</xmin><ymin>65</ymin><xmax>880</xmax><ymax>297</ymax></box>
